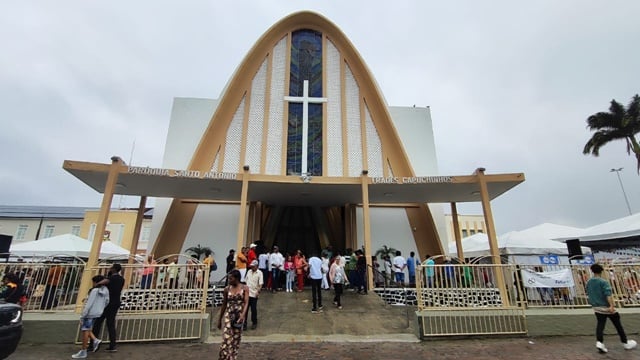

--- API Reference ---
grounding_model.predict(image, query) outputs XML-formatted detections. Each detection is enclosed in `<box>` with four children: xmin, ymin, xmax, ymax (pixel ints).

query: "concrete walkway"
<box><xmin>11</xmin><ymin>336</ymin><xmax>639</xmax><ymax>360</ymax></box>
<box><xmin>208</xmin><ymin>288</ymin><xmax>418</xmax><ymax>340</ymax></box>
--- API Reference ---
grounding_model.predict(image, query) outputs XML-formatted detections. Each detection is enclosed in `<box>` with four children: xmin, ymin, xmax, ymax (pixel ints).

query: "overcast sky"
<box><xmin>1</xmin><ymin>1</ymin><xmax>639</xmax><ymax>235</ymax></box>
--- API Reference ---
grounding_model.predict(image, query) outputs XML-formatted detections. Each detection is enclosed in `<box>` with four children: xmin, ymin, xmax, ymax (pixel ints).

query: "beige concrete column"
<box><xmin>125</xmin><ymin>196</ymin><xmax>146</xmax><ymax>287</ymax></box>
<box><xmin>76</xmin><ymin>156</ymin><xmax>123</xmax><ymax>312</ymax></box>
<box><xmin>475</xmin><ymin>167</ymin><xmax>509</xmax><ymax>306</ymax></box>
<box><xmin>361</xmin><ymin>171</ymin><xmax>373</xmax><ymax>291</ymax></box>
<box><xmin>451</xmin><ymin>202</ymin><xmax>464</xmax><ymax>261</ymax></box>
<box><xmin>236</xmin><ymin>166</ymin><xmax>250</xmax><ymax>252</ymax></box>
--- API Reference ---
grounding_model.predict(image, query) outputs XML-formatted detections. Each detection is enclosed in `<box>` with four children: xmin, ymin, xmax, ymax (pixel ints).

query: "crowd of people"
<box><xmin>217</xmin><ymin>243</ymin><xmax>353</xmax><ymax>360</ymax></box>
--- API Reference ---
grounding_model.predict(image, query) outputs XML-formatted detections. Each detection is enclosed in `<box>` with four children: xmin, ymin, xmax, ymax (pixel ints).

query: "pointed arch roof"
<box><xmin>190</xmin><ymin>11</ymin><xmax>414</xmax><ymax>178</ymax></box>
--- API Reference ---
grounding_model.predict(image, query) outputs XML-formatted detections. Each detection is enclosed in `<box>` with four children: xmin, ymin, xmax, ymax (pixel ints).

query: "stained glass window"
<box><xmin>286</xmin><ymin>29</ymin><xmax>323</xmax><ymax>176</ymax></box>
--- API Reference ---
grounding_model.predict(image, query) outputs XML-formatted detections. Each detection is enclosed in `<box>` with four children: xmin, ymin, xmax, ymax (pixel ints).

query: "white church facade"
<box><xmin>63</xmin><ymin>12</ymin><xmax>524</xmax><ymax>290</ymax></box>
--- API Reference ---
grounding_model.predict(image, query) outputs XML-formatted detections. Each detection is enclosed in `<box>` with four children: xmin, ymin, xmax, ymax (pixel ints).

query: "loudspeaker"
<box><xmin>566</xmin><ymin>239</ymin><xmax>583</xmax><ymax>259</ymax></box>
<box><xmin>0</xmin><ymin>234</ymin><xmax>12</xmax><ymax>259</ymax></box>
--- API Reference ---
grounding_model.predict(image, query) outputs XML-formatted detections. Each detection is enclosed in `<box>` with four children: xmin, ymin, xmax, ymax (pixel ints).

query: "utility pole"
<box><xmin>610</xmin><ymin>168</ymin><xmax>632</xmax><ymax>215</ymax></box>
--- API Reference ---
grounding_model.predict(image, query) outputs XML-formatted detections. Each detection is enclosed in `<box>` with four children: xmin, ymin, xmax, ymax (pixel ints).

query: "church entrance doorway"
<box><xmin>261</xmin><ymin>205</ymin><xmax>345</xmax><ymax>257</ymax></box>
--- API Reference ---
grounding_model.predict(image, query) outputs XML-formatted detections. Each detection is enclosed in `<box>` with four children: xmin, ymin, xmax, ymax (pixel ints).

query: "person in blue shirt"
<box><xmin>406</xmin><ymin>252</ymin><xmax>417</xmax><ymax>287</ymax></box>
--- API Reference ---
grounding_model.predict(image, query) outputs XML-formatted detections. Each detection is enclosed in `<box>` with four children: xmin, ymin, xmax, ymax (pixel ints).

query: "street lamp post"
<box><xmin>610</xmin><ymin>167</ymin><xmax>633</xmax><ymax>215</ymax></box>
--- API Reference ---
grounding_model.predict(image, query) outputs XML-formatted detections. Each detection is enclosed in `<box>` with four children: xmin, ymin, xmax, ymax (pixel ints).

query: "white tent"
<box><xmin>554</xmin><ymin>213</ymin><xmax>640</xmax><ymax>243</ymax></box>
<box><xmin>10</xmin><ymin>233</ymin><xmax>130</xmax><ymax>259</ymax></box>
<box><xmin>499</xmin><ymin>223</ymin><xmax>588</xmax><ymax>255</ymax></box>
<box><xmin>447</xmin><ymin>233</ymin><xmax>492</xmax><ymax>258</ymax></box>
<box><xmin>448</xmin><ymin>223</ymin><xmax>590</xmax><ymax>258</ymax></box>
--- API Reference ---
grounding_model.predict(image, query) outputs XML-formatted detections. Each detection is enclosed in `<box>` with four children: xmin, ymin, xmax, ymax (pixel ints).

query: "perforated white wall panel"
<box><xmin>326</xmin><ymin>40</ymin><xmax>343</xmax><ymax>177</ymax></box>
<box><xmin>265</xmin><ymin>36</ymin><xmax>287</xmax><ymax>175</ymax></box>
<box><xmin>364</xmin><ymin>105</ymin><xmax>383</xmax><ymax>177</ymax></box>
<box><xmin>345</xmin><ymin>64</ymin><xmax>362</xmax><ymax>177</ymax></box>
<box><xmin>211</xmin><ymin>150</ymin><xmax>220</xmax><ymax>172</ymax></box>
<box><xmin>222</xmin><ymin>96</ymin><xmax>245</xmax><ymax>173</ymax></box>
<box><xmin>245</xmin><ymin>59</ymin><xmax>268</xmax><ymax>173</ymax></box>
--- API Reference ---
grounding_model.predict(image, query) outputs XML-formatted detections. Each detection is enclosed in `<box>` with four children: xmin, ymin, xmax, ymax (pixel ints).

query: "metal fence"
<box><xmin>416</xmin><ymin>262</ymin><xmax>526</xmax><ymax>337</ymax></box>
<box><xmin>413</xmin><ymin>259</ymin><xmax>640</xmax><ymax>337</ymax></box>
<box><xmin>87</xmin><ymin>256</ymin><xmax>210</xmax><ymax>342</ymax></box>
<box><xmin>0</xmin><ymin>258</ymin><xmax>86</xmax><ymax>312</ymax></box>
<box><xmin>0</xmin><ymin>254</ymin><xmax>212</xmax><ymax>343</ymax></box>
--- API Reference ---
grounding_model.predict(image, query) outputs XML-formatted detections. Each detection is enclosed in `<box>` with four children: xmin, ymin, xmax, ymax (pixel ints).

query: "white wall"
<box><xmin>149</xmin><ymin>98</ymin><xmax>219</xmax><ymax>253</ymax></box>
<box><xmin>388</xmin><ymin>106</ymin><xmax>447</xmax><ymax>251</ymax></box>
<box><xmin>356</xmin><ymin>207</ymin><xmax>418</xmax><ymax>258</ymax></box>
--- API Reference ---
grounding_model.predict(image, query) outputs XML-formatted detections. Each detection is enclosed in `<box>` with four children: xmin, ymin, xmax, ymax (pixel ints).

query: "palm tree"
<box><xmin>374</xmin><ymin>245</ymin><xmax>397</xmax><ymax>260</ymax></box>
<box><xmin>583</xmin><ymin>94</ymin><xmax>640</xmax><ymax>173</ymax></box>
<box><xmin>185</xmin><ymin>244</ymin><xmax>213</xmax><ymax>260</ymax></box>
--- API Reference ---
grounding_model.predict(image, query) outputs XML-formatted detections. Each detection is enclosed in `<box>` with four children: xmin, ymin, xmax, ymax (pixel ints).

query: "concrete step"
<box><xmin>209</xmin><ymin>288</ymin><xmax>418</xmax><ymax>339</ymax></box>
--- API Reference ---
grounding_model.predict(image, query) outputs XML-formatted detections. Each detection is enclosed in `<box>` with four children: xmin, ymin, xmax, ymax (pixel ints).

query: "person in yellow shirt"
<box><xmin>235</xmin><ymin>247</ymin><xmax>248</xmax><ymax>282</ymax></box>
<box><xmin>203</xmin><ymin>250</ymin><xmax>216</xmax><ymax>285</ymax></box>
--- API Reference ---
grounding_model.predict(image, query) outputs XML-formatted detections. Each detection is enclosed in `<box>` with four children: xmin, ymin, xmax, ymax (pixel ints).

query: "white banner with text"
<box><xmin>521</xmin><ymin>269</ymin><xmax>575</xmax><ymax>288</ymax></box>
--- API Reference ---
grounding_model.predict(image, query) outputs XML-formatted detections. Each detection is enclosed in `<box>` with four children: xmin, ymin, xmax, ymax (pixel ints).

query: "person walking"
<box><xmin>217</xmin><ymin>270</ymin><xmax>249</xmax><ymax>360</ymax></box>
<box><xmin>586</xmin><ymin>263</ymin><xmax>637</xmax><ymax>353</ymax></box>
<box><xmin>244</xmin><ymin>260</ymin><xmax>263</xmax><ymax>330</ymax></box>
<box><xmin>308</xmin><ymin>253</ymin><xmax>323</xmax><ymax>313</ymax></box>
<box><xmin>329</xmin><ymin>256</ymin><xmax>347</xmax><ymax>309</ymax></box>
<box><xmin>92</xmin><ymin>263</ymin><xmax>124</xmax><ymax>353</ymax></box>
<box><xmin>72</xmin><ymin>275</ymin><xmax>109</xmax><ymax>359</ymax></box>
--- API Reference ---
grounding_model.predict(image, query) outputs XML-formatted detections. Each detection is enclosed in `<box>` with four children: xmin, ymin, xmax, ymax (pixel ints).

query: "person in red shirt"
<box><xmin>247</xmin><ymin>243</ymin><xmax>257</xmax><ymax>266</ymax></box>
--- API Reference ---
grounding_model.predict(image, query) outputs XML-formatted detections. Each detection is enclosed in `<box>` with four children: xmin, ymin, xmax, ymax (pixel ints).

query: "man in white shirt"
<box><xmin>392</xmin><ymin>250</ymin><xmax>406</xmax><ymax>285</ymax></box>
<box><xmin>244</xmin><ymin>260</ymin><xmax>264</xmax><ymax>330</ymax></box>
<box><xmin>268</xmin><ymin>246</ymin><xmax>285</xmax><ymax>292</ymax></box>
<box><xmin>258</xmin><ymin>251</ymin><xmax>269</xmax><ymax>289</ymax></box>
<box><xmin>308</xmin><ymin>253</ymin><xmax>324</xmax><ymax>313</ymax></box>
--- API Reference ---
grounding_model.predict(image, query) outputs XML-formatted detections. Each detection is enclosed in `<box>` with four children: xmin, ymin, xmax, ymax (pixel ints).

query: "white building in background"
<box><xmin>0</xmin><ymin>205</ymin><xmax>152</xmax><ymax>253</ymax></box>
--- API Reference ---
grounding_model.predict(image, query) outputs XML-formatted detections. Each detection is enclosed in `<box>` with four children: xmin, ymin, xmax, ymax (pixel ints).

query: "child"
<box><xmin>72</xmin><ymin>275</ymin><xmax>110</xmax><ymax>359</ymax></box>
<box><xmin>284</xmin><ymin>255</ymin><xmax>295</xmax><ymax>292</ymax></box>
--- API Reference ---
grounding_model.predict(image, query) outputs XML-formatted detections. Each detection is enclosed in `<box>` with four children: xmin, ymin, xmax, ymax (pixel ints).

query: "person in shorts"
<box><xmin>72</xmin><ymin>275</ymin><xmax>110</xmax><ymax>359</ymax></box>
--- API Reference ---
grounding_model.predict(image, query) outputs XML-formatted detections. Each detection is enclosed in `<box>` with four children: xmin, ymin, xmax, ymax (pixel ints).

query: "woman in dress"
<box><xmin>293</xmin><ymin>250</ymin><xmax>308</xmax><ymax>292</ymax></box>
<box><xmin>217</xmin><ymin>270</ymin><xmax>249</xmax><ymax>360</ymax></box>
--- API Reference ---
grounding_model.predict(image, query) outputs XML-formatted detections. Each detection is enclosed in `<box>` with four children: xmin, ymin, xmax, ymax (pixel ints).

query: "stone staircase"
<box><xmin>209</xmin><ymin>288</ymin><xmax>418</xmax><ymax>342</ymax></box>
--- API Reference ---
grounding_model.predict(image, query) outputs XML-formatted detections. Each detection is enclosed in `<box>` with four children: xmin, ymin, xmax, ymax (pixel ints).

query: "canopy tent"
<box><xmin>554</xmin><ymin>213</ymin><xmax>640</xmax><ymax>243</ymax></box>
<box><xmin>448</xmin><ymin>223</ymin><xmax>590</xmax><ymax>258</ymax></box>
<box><xmin>9</xmin><ymin>233</ymin><xmax>131</xmax><ymax>259</ymax></box>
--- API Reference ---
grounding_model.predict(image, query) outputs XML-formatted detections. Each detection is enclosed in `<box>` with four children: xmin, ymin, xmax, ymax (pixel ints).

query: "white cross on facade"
<box><xmin>284</xmin><ymin>80</ymin><xmax>327</xmax><ymax>175</ymax></box>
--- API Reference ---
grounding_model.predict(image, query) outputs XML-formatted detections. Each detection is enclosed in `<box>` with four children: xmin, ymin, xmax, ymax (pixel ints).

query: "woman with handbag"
<box><xmin>217</xmin><ymin>270</ymin><xmax>249</xmax><ymax>360</ymax></box>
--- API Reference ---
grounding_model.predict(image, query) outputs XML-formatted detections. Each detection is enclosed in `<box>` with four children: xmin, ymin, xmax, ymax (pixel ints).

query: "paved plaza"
<box><xmin>10</xmin><ymin>335</ymin><xmax>639</xmax><ymax>360</ymax></box>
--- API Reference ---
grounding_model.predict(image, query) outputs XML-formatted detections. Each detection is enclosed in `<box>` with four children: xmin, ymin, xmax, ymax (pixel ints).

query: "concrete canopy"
<box><xmin>63</xmin><ymin>160</ymin><xmax>525</xmax><ymax>206</ymax></box>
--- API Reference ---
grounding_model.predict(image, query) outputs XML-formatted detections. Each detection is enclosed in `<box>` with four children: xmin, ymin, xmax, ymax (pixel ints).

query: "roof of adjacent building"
<box><xmin>0</xmin><ymin>205</ymin><xmax>154</xmax><ymax>219</ymax></box>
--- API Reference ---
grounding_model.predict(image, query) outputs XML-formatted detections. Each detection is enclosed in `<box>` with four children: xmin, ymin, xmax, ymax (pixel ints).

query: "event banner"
<box><xmin>521</xmin><ymin>269</ymin><xmax>575</xmax><ymax>288</ymax></box>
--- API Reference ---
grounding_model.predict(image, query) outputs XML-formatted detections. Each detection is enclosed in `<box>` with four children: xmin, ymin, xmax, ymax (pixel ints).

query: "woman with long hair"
<box><xmin>293</xmin><ymin>250</ymin><xmax>308</xmax><ymax>292</ymax></box>
<box><xmin>217</xmin><ymin>270</ymin><xmax>249</xmax><ymax>360</ymax></box>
